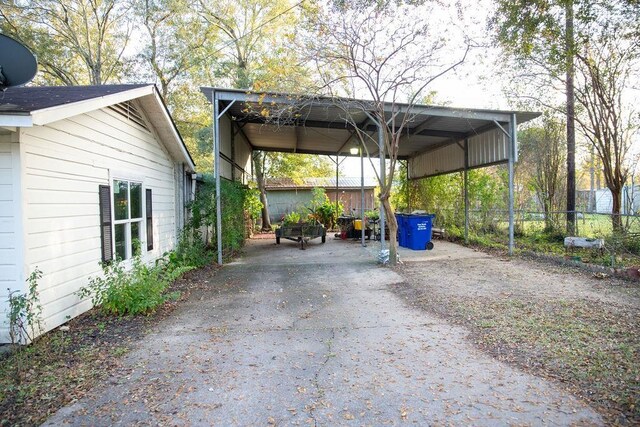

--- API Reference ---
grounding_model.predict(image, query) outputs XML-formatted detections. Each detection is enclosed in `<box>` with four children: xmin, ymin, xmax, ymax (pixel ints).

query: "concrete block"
<box><xmin>564</xmin><ymin>237</ymin><xmax>605</xmax><ymax>249</ymax></box>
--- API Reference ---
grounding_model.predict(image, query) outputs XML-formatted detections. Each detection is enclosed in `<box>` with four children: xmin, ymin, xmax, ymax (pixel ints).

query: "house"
<box><xmin>265</xmin><ymin>177</ymin><xmax>377</xmax><ymax>223</ymax></box>
<box><xmin>0</xmin><ymin>84</ymin><xmax>196</xmax><ymax>343</ymax></box>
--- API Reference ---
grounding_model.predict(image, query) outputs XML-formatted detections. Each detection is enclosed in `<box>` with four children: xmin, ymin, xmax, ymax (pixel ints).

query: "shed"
<box><xmin>265</xmin><ymin>176</ymin><xmax>377</xmax><ymax>223</ymax></box>
<box><xmin>0</xmin><ymin>84</ymin><xmax>196</xmax><ymax>343</ymax></box>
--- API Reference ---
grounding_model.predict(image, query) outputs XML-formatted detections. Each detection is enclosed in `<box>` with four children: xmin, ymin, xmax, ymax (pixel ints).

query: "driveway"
<box><xmin>45</xmin><ymin>238</ymin><xmax>601</xmax><ymax>426</ymax></box>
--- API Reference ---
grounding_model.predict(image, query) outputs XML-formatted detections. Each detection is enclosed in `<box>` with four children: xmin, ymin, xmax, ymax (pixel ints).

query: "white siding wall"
<box><xmin>0</xmin><ymin>134</ymin><xmax>23</xmax><ymax>342</ymax></box>
<box><xmin>595</xmin><ymin>186</ymin><xmax>640</xmax><ymax>215</ymax></box>
<box><xmin>17</xmin><ymin>108</ymin><xmax>179</xmax><ymax>338</ymax></box>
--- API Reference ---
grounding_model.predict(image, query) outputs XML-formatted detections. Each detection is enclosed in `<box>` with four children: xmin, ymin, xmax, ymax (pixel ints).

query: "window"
<box><xmin>112</xmin><ymin>179</ymin><xmax>143</xmax><ymax>260</ymax></box>
<box><xmin>99</xmin><ymin>182</ymin><xmax>153</xmax><ymax>262</ymax></box>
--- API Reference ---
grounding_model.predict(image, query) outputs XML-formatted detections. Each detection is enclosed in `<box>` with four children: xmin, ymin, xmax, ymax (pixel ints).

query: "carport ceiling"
<box><xmin>201</xmin><ymin>87</ymin><xmax>540</xmax><ymax>160</ymax></box>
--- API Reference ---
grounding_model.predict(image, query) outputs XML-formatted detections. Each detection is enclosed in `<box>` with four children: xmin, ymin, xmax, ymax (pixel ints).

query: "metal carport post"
<box><xmin>509</xmin><ymin>113</ymin><xmax>518</xmax><ymax>256</ymax></box>
<box><xmin>213</xmin><ymin>89</ymin><xmax>222</xmax><ymax>265</ymax></box>
<box><xmin>494</xmin><ymin>113</ymin><xmax>518</xmax><ymax>256</ymax></box>
<box><xmin>212</xmin><ymin>89</ymin><xmax>236</xmax><ymax>265</ymax></box>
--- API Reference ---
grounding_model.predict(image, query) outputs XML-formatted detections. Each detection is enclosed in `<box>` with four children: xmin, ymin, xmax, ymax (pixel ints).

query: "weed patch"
<box><xmin>0</xmin><ymin>263</ymin><xmax>219</xmax><ymax>426</ymax></box>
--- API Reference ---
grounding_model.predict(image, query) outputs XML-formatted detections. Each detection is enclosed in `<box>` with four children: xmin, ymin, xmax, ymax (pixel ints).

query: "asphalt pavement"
<box><xmin>44</xmin><ymin>237</ymin><xmax>602</xmax><ymax>426</ymax></box>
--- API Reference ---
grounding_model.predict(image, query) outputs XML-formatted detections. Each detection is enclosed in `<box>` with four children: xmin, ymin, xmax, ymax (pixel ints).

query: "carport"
<box><xmin>201</xmin><ymin>87</ymin><xmax>540</xmax><ymax>264</ymax></box>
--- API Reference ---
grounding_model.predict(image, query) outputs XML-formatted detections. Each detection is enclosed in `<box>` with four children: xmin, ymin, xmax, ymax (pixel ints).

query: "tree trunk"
<box><xmin>610</xmin><ymin>185</ymin><xmax>623</xmax><ymax>232</ymax></box>
<box><xmin>381</xmin><ymin>195</ymin><xmax>398</xmax><ymax>265</ymax></box>
<box><xmin>253</xmin><ymin>152</ymin><xmax>272</xmax><ymax>231</ymax></box>
<box><xmin>565</xmin><ymin>0</ymin><xmax>576</xmax><ymax>235</ymax></box>
<box><xmin>543</xmin><ymin>199</ymin><xmax>553</xmax><ymax>232</ymax></box>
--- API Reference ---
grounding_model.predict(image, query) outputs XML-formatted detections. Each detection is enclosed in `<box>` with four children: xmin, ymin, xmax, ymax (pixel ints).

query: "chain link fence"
<box><xmin>427</xmin><ymin>207</ymin><xmax>640</xmax><ymax>269</ymax></box>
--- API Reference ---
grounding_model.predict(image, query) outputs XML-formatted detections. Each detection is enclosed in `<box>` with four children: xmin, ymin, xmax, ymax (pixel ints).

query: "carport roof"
<box><xmin>201</xmin><ymin>87</ymin><xmax>541</xmax><ymax>160</ymax></box>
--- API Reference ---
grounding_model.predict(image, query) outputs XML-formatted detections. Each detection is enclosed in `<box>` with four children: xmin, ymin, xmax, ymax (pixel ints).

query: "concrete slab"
<box><xmin>43</xmin><ymin>238</ymin><xmax>602</xmax><ymax>426</ymax></box>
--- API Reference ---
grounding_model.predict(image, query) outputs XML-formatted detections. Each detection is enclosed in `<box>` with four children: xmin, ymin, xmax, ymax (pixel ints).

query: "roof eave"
<box><xmin>201</xmin><ymin>87</ymin><xmax>542</xmax><ymax>124</ymax></box>
<box><xmin>149</xmin><ymin>88</ymin><xmax>196</xmax><ymax>172</ymax></box>
<box><xmin>0</xmin><ymin>114</ymin><xmax>32</xmax><ymax>127</ymax></box>
<box><xmin>30</xmin><ymin>85</ymin><xmax>156</xmax><ymax>126</ymax></box>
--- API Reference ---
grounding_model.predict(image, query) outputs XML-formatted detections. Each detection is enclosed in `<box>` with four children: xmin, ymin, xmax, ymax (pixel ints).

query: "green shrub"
<box><xmin>283</xmin><ymin>211</ymin><xmax>302</xmax><ymax>225</ymax></box>
<box><xmin>188</xmin><ymin>175</ymin><xmax>252</xmax><ymax>257</ymax></box>
<box><xmin>7</xmin><ymin>268</ymin><xmax>43</xmax><ymax>345</ymax></box>
<box><xmin>77</xmin><ymin>255</ymin><xmax>189</xmax><ymax>316</ymax></box>
<box><xmin>307</xmin><ymin>188</ymin><xmax>341</xmax><ymax>229</ymax></box>
<box><xmin>244</xmin><ymin>186</ymin><xmax>263</xmax><ymax>230</ymax></box>
<box><xmin>169</xmin><ymin>230</ymin><xmax>214</xmax><ymax>269</ymax></box>
<box><xmin>365</xmin><ymin>210</ymin><xmax>379</xmax><ymax>221</ymax></box>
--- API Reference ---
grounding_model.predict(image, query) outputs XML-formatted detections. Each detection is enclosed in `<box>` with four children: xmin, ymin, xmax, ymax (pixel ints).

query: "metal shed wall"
<box><xmin>218</xmin><ymin>114</ymin><xmax>252</xmax><ymax>184</ymax></box>
<box><xmin>468</xmin><ymin>128</ymin><xmax>509</xmax><ymax>168</ymax></box>
<box><xmin>234</xmin><ymin>126</ymin><xmax>252</xmax><ymax>184</ymax></box>
<box><xmin>409</xmin><ymin>129</ymin><xmax>508</xmax><ymax>178</ymax></box>
<box><xmin>219</xmin><ymin>114</ymin><xmax>233</xmax><ymax>180</ymax></box>
<box><xmin>408</xmin><ymin>143</ymin><xmax>464</xmax><ymax>178</ymax></box>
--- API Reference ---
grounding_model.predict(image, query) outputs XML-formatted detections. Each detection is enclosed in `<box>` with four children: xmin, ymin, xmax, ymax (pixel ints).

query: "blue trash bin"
<box><xmin>405</xmin><ymin>214</ymin><xmax>435</xmax><ymax>250</ymax></box>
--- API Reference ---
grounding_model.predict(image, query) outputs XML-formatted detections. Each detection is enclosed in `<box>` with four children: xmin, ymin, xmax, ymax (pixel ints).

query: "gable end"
<box><xmin>108</xmin><ymin>101</ymin><xmax>150</xmax><ymax>133</ymax></box>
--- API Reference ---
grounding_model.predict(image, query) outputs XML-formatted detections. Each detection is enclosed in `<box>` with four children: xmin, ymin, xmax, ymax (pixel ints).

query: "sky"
<box><xmin>338</xmin><ymin>0</ymin><xmax>507</xmax><ymax>178</ymax></box>
<box><xmin>334</xmin><ymin>0</ymin><xmax>639</xmax><ymax>180</ymax></box>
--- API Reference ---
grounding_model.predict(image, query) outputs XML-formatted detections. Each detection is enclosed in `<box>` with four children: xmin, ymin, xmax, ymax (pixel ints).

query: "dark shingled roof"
<box><xmin>0</xmin><ymin>84</ymin><xmax>150</xmax><ymax>114</ymax></box>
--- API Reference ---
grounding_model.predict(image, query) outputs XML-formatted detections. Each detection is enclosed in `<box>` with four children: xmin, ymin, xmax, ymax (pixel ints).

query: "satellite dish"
<box><xmin>0</xmin><ymin>34</ymin><xmax>38</xmax><ymax>91</ymax></box>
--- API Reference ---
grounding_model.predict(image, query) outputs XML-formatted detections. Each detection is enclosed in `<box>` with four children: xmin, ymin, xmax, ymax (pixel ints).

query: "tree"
<box><xmin>0</xmin><ymin>0</ymin><xmax>133</xmax><ymax>85</ymax></box>
<box><xmin>493</xmin><ymin>0</ymin><xmax>580</xmax><ymax>234</ymax></box>
<box><xmin>519</xmin><ymin>117</ymin><xmax>567</xmax><ymax>231</ymax></box>
<box><xmin>309</xmin><ymin>0</ymin><xmax>469</xmax><ymax>264</ymax></box>
<box><xmin>267</xmin><ymin>153</ymin><xmax>334</xmax><ymax>182</ymax></box>
<box><xmin>573</xmin><ymin>24</ymin><xmax>639</xmax><ymax>231</ymax></box>
<box><xmin>493</xmin><ymin>0</ymin><xmax>640</xmax><ymax>234</ymax></box>
<box><xmin>197</xmin><ymin>0</ymin><xmax>314</xmax><ymax>89</ymax></box>
<box><xmin>197</xmin><ymin>0</ymin><xmax>317</xmax><ymax>230</ymax></box>
<box><xmin>494</xmin><ymin>0</ymin><xmax>639</xmax><ymax>233</ymax></box>
<box><xmin>134</xmin><ymin>0</ymin><xmax>215</xmax><ymax>99</ymax></box>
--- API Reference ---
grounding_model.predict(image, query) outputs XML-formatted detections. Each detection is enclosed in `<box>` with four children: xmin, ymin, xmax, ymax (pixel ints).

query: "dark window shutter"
<box><xmin>146</xmin><ymin>189</ymin><xmax>153</xmax><ymax>251</ymax></box>
<box><xmin>99</xmin><ymin>185</ymin><xmax>113</xmax><ymax>263</ymax></box>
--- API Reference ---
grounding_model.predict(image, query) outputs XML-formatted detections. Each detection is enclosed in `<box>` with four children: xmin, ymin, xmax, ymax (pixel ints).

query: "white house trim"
<box><xmin>0</xmin><ymin>115</ymin><xmax>32</xmax><ymax>128</ymax></box>
<box><xmin>12</xmin><ymin>136</ymin><xmax>24</xmax><ymax>292</ymax></box>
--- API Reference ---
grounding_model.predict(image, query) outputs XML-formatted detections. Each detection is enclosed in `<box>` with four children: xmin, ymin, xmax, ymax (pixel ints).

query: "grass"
<box><xmin>466</xmin><ymin>298</ymin><xmax>639</xmax><ymax>420</ymax></box>
<box><xmin>0</xmin><ymin>314</ymin><xmax>141</xmax><ymax>426</ymax></box>
<box><xmin>445</xmin><ymin>214</ymin><xmax>640</xmax><ymax>268</ymax></box>
<box><xmin>396</xmin><ymin>284</ymin><xmax>640</xmax><ymax>424</ymax></box>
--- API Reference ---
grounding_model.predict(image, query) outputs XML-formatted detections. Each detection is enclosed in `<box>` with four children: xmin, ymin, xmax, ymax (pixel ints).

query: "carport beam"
<box><xmin>336</xmin><ymin>154</ymin><xmax>339</xmax><ymax>216</ymax></box>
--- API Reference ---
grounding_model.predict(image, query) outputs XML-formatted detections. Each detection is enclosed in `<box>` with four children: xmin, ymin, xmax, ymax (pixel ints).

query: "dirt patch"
<box><xmin>392</xmin><ymin>244</ymin><xmax>640</xmax><ymax>425</ymax></box>
<box><xmin>250</xmin><ymin>232</ymin><xmax>276</xmax><ymax>240</ymax></box>
<box><xmin>0</xmin><ymin>263</ymin><xmax>220</xmax><ymax>426</ymax></box>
